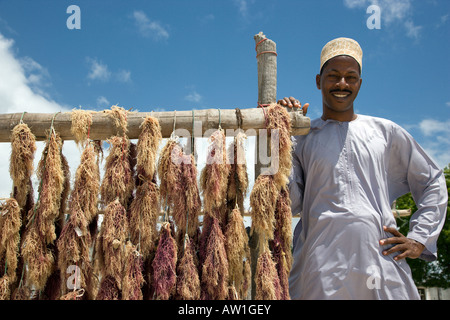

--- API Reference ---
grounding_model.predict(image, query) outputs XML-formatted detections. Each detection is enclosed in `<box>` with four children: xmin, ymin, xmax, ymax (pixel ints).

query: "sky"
<box><xmin>0</xmin><ymin>0</ymin><xmax>449</xmax><ymax>209</ymax></box>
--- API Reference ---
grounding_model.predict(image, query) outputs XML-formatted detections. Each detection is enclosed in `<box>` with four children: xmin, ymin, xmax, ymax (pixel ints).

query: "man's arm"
<box><xmin>384</xmin><ymin>123</ymin><xmax>448</xmax><ymax>261</ymax></box>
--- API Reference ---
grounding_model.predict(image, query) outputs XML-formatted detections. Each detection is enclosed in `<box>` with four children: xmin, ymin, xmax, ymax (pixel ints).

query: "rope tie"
<box><xmin>19</xmin><ymin>111</ymin><xmax>27</xmax><ymax>124</ymax></box>
<box><xmin>218</xmin><ymin>108</ymin><xmax>222</xmax><ymax>130</ymax></box>
<box><xmin>255</xmin><ymin>38</ymin><xmax>278</xmax><ymax>58</ymax></box>
<box><xmin>235</xmin><ymin>108</ymin><xmax>243</xmax><ymax>129</ymax></box>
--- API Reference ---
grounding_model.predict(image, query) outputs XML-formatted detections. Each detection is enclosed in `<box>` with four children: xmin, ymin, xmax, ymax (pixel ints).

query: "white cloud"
<box><xmin>234</xmin><ymin>0</ymin><xmax>250</xmax><ymax>17</ymax></box>
<box><xmin>404</xmin><ymin>19</ymin><xmax>422</xmax><ymax>40</ymax></box>
<box><xmin>200</xmin><ymin>14</ymin><xmax>215</xmax><ymax>25</ymax></box>
<box><xmin>96</xmin><ymin>96</ymin><xmax>110</xmax><ymax>107</ymax></box>
<box><xmin>418</xmin><ymin>119</ymin><xmax>450</xmax><ymax>137</ymax></box>
<box><xmin>132</xmin><ymin>10</ymin><xmax>169</xmax><ymax>41</ymax></box>
<box><xmin>446</xmin><ymin>101</ymin><xmax>450</xmax><ymax>107</ymax></box>
<box><xmin>417</xmin><ymin>118</ymin><xmax>450</xmax><ymax>168</ymax></box>
<box><xmin>0</xmin><ymin>33</ymin><xmax>85</xmax><ymax>198</ymax></box>
<box><xmin>185</xmin><ymin>91</ymin><xmax>203</xmax><ymax>103</ymax></box>
<box><xmin>343</xmin><ymin>0</ymin><xmax>422</xmax><ymax>39</ymax></box>
<box><xmin>116</xmin><ymin>69</ymin><xmax>131</xmax><ymax>83</ymax></box>
<box><xmin>86</xmin><ymin>57</ymin><xmax>131</xmax><ymax>83</ymax></box>
<box><xmin>87</xmin><ymin>57</ymin><xmax>111</xmax><ymax>81</ymax></box>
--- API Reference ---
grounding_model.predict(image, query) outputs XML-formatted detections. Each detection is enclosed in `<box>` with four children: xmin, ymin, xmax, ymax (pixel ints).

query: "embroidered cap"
<box><xmin>320</xmin><ymin>37</ymin><xmax>363</xmax><ymax>73</ymax></box>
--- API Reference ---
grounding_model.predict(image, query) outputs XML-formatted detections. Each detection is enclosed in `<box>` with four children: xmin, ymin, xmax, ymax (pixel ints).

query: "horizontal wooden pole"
<box><xmin>0</xmin><ymin>107</ymin><xmax>310</xmax><ymax>142</ymax></box>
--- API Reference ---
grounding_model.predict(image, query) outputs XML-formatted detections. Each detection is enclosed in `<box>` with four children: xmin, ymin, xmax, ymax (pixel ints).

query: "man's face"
<box><xmin>316</xmin><ymin>55</ymin><xmax>362</xmax><ymax>118</ymax></box>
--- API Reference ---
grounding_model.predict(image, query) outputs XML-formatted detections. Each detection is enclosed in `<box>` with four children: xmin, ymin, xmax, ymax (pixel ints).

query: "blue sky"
<box><xmin>0</xmin><ymin>0</ymin><xmax>449</xmax><ymax>199</ymax></box>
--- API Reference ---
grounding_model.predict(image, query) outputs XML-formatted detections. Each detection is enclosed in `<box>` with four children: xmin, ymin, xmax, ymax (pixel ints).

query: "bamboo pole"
<box><xmin>0</xmin><ymin>107</ymin><xmax>309</xmax><ymax>142</ymax></box>
<box><xmin>250</xmin><ymin>31</ymin><xmax>279</xmax><ymax>299</ymax></box>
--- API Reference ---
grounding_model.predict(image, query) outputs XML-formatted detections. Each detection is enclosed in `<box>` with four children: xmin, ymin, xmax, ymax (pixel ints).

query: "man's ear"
<box><xmin>316</xmin><ymin>74</ymin><xmax>321</xmax><ymax>90</ymax></box>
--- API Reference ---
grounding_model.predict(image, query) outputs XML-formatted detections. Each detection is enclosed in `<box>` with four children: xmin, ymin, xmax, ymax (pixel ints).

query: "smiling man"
<box><xmin>282</xmin><ymin>37</ymin><xmax>448</xmax><ymax>300</ymax></box>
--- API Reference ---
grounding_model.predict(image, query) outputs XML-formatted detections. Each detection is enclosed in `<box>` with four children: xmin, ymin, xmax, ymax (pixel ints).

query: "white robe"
<box><xmin>288</xmin><ymin>115</ymin><xmax>447</xmax><ymax>300</ymax></box>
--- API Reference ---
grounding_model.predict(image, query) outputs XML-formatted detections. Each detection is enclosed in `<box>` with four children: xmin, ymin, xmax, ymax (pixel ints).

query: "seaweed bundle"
<box><xmin>254</xmin><ymin>247</ymin><xmax>281</xmax><ymax>300</ymax></box>
<box><xmin>0</xmin><ymin>199</ymin><xmax>21</xmax><ymax>299</ymax></box>
<box><xmin>122</xmin><ymin>242</ymin><xmax>145</xmax><ymax>300</ymax></box>
<box><xmin>200</xmin><ymin>128</ymin><xmax>230</xmax><ymax>227</ymax></box>
<box><xmin>226</xmin><ymin>131</ymin><xmax>248</xmax><ymax>214</ymax></box>
<box><xmin>100</xmin><ymin>136</ymin><xmax>134</xmax><ymax>208</ymax></box>
<box><xmin>95</xmin><ymin>199</ymin><xmax>129</xmax><ymax>298</ymax></box>
<box><xmin>70</xmin><ymin>109</ymin><xmax>93</xmax><ymax>147</ymax></box>
<box><xmin>21</xmin><ymin>130</ymin><xmax>67</xmax><ymax>293</ymax></box>
<box><xmin>264</xmin><ymin>104</ymin><xmax>293</xmax><ymax>188</ymax></box>
<box><xmin>152</xmin><ymin>222</ymin><xmax>177</xmax><ymax>300</ymax></box>
<box><xmin>273</xmin><ymin>186</ymin><xmax>292</xmax><ymax>300</ymax></box>
<box><xmin>250</xmin><ymin>175</ymin><xmax>278</xmax><ymax>243</ymax></box>
<box><xmin>175</xmin><ymin>236</ymin><xmax>200</xmax><ymax>300</ymax></box>
<box><xmin>224</xmin><ymin>207</ymin><xmax>250</xmax><ymax>300</ymax></box>
<box><xmin>200</xmin><ymin>217</ymin><xmax>229</xmax><ymax>300</ymax></box>
<box><xmin>129</xmin><ymin>116</ymin><xmax>162</xmax><ymax>260</ymax></box>
<box><xmin>136</xmin><ymin>115</ymin><xmax>162</xmax><ymax>180</ymax></box>
<box><xmin>10</xmin><ymin>122</ymin><xmax>36</xmax><ymax>219</ymax></box>
<box><xmin>157</xmin><ymin>139</ymin><xmax>182</xmax><ymax>210</ymax></box>
<box><xmin>173</xmin><ymin>153</ymin><xmax>201</xmax><ymax>239</ymax></box>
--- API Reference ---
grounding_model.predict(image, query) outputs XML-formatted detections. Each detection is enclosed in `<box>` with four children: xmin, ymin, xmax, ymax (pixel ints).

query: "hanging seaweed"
<box><xmin>95</xmin><ymin>199</ymin><xmax>129</xmax><ymax>296</ymax></box>
<box><xmin>200</xmin><ymin>217</ymin><xmax>229</xmax><ymax>300</ymax></box>
<box><xmin>254</xmin><ymin>247</ymin><xmax>281</xmax><ymax>300</ymax></box>
<box><xmin>157</xmin><ymin>139</ymin><xmax>182</xmax><ymax>210</ymax></box>
<box><xmin>71</xmin><ymin>109</ymin><xmax>93</xmax><ymax>147</ymax></box>
<box><xmin>129</xmin><ymin>179</ymin><xmax>159</xmax><ymax>260</ymax></box>
<box><xmin>100</xmin><ymin>136</ymin><xmax>134</xmax><ymax>208</ymax></box>
<box><xmin>0</xmin><ymin>198</ymin><xmax>21</xmax><ymax>299</ymax></box>
<box><xmin>56</xmin><ymin>207</ymin><xmax>93</xmax><ymax>298</ymax></box>
<box><xmin>21</xmin><ymin>220</ymin><xmax>55</xmax><ymax>291</ymax></box>
<box><xmin>122</xmin><ymin>241</ymin><xmax>144</xmax><ymax>300</ymax></box>
<box><xmin>227</xmin><ymin>131</ymin><xmax>248</xmax><ymax>214</ymax></box>
<box><xmin>173</xmin><ymin>153</ymin><xmax>201</xmax><ymax>238</ymax></box>
<box><xmin>136</xmin><ymin>115</ymin><xmax>162</xmax><ymax>180</ymax></box>
<box><xmin>200</xmin><ymin>128</ymin><xmax>230</xmax><ymax>226</ymax></box>
<box><xmin>128</xmin><ymin>115</ymin><xmax>161</xmax><ymax>261</ymax></box>
<box><xmin>96</xmin><ymin>275</ymin><xmax>121</xmax><ymax>300</ymax></box>
<box><xmin>265</xmin><ymin>103</ymin><xmax>293</xmax><ymax>189</ymax></box>
<box><xmin>9</xmin><ymin>121</ymin><xmax>36</xmax><ymax>218</ymax></box>
<box><xmin>59</xmin><ymin>288</ymin><xmax>85</xmax><ymax>300</ymax></box>
<box><xmin>152</xmin><ymin>222</ymin><xmax>177</xmax><ymax>300</ymax></box>
<box><xmin>250</xmin><ymin>175</ymin><xmax>278</xmax><ymax>243</ymax></box>
<box><xmin>34</xmin><ymin>131</ymin><xmax>65</xmax><ymax>244</ymax></box>
<box><xmin>224</xmin><ymin>206</ymin><xmax>250</xmax><ymax>300</ymax></box>
<box><xmin>21</xmin><ymin>127</ymin><xmax>67</xmax><ymax>293</ymax></box>
<box><xmin>57</xmin><ymin>143</ymin><xmax>100</xmax><ymax>281</ymax></box>
<box><xmin>104</xmin><ymin>105</ymin><xmax>130</xmax><ymax>136</ymax></box>
<box><xmin>175</xmin><ymin>236</ymin><xmax>200</xmax><ymax>300</ymax></box>
<box><xmin>274</xmin><ymin>186</ymin><xmax>293</xmax><ymax>269</ymax></box>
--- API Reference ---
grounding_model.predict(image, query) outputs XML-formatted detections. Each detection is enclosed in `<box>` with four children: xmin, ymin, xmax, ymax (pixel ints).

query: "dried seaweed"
<box><xmin>122</xmin><ymin>242</ymin><xmax>145</xmax><ymax>300</ymax></box>
<box><xmin>128</xmin><ymin>180</ymin><xmax>159</xmax><ymax>260</ymax></box>
<box><xmin>71</xmin><ymin>109</ymin><xmax>93</xmax><ymax>146</ymax></box>
<box><xmin>152</xmin><ymin>222</ymin><xmax>177</xmax><ymax>300</ymax></box>
<box><xmin>136</xmin><ymin>115</ymin><xmax>162</xmax><ymax>180</ymax></box>
<box><xmin>250</xmin><ymin>175</ymin><xmax>278</xmax><ymax>242</ymax></box>
<box><xmin>254</xmin><ymin>248</ymin><xmax>281</xmax><ymax>300</ymax></box>
<box><xmin>200</xmin><ymin>217</ymin><xmax>229</xmax><ymax>300</ymax></box>
<box><xmin>100</xmin><ymin>136</ymin><xmax>134</xmax><ymax>208</ymax></box>
<box><xmin>175</xmin><ymin>236</ymin><xmax>200</xmax><ymax>300</ymax></box>
<box><xmin>9</xmin><ymin>122</ymin><xmax>36</xmax><ymax>212</ymax></box>
<box><xmin>265</xmin><ymin>104</ymin><xmax>293</xmax><ymax>188</ymax></box>
<box><xmin>200</xmin><ymin>129</ymin><xmax>230</xmax><ymax>223</ymax></box>
<box><xmin>224</xmin><ymin>207</ymin><xmax>250</xmax><ymax>299</ymax></box>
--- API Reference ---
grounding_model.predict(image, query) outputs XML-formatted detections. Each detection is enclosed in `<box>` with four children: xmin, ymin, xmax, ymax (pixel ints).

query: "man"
<box><xmin>279</xmin><ymin>37</ymin><xmax>448</xmax><ymax>299</ymax></box>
